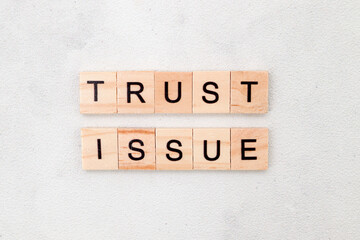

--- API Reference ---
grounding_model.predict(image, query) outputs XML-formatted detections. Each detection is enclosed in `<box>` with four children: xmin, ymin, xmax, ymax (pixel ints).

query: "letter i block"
<box><xmin>193</xmin><ymin>128</ymin><xmax>230</xmax><ymax>170</ymax></box>
<box><xmin>117</xmin><ymin>71</ymin><xmax>155</xmax><ymax>113</ymax></box>
<box><xmin>80</xmin><ymin>72</ymin><xmax>117</xmax><ymax>113</ymax></box>
<box><xmin>231</xmin><ymin>128</ymin><xmax>268</xmax><ymax>170</ymax></box>
<box><xmin>118</xmin><ymin>128</ymin><xmax>156</xmax><ymax>170</ymax></box>
<box><xmin>193</xmin><ymin>71</ymin><xmax>230</xmax><ymax>113</ymax></box>
<box><xmin>81</xmin><ymin>128</ymin><xmax>118</xmax><ymax>170</ymax></box>
<box><xmin>231</xmin><ymin>71</ymin><xmax>268</xmax><ymax>113</ymax></box>
<box><xmin>156</xmin><ymin>128</ymin><xmax>193</xmax><ymax>170</ymax></box>
<box><xmin>155</xmin><ymin>72</ymin><xmax>193</xmax><ymax>113</ymax></box>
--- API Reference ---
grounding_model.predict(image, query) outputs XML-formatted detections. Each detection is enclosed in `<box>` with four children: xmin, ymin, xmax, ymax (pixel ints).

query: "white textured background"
<box><xmin>1</xmin><ymin>1</ymin><xmax>359</xmax><ymax>239</ymax></box>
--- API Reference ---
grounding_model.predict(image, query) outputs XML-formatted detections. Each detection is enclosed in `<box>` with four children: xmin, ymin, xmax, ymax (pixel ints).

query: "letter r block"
<box><xmin>231</xmin><ymin>128</ymin><xmax>268</xmax><ymax>170</ymax></box>
<box><xmin>117</xmin><ymin>71</ymin><xmax>155</xmax><ymax>113</ymax></box>
<box><xmin>155</xmin><ymin>128</ymin><xmax>193</xmax><ymax>170</ymax></box>
<box><xmin>193</xmin><ymin>71</ymin><xmax>230</xmax><ymax>113</ymax></box>
<box><xmin>80</xmin><ymin>72</ymin><xmax>117</xmax><ymax>113</ymax></box>
<box><xmin>118</xmin><ymin>128</ymin><xmax>156</xmax><ymax>170</ymax></box>
<box><xmin>81</xmin><ymin>128</ymin><xmax>118</xmax><ymax>170</ymax></box>
<box><xmin>231</xmin><ymin>71</ymin><xmax>268</xmax><ymax>113</ymax></box>
<box><xmin>193</xmin><ymin>128</ymin><xmax>230</xmax><ymax>170</ymax></box>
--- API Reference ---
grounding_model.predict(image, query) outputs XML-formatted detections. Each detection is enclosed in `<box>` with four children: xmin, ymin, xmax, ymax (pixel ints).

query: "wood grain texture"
<box><xmin>118</xmin><ymin>128</ymin><xmax>155</xmax><ymax>170</ymax></box>
<box><xmin>156</xmin><ymin>128</ymin><xmax>193</xmax><ymax>170</ymax></box>
<box><xmin>231</xmin><ymin>128</ymin><xmax>268</xmax><ymax>170</ymax></box>
<box><xmin>80</xmin><ymin>72</ymin><xmax>117</xmax><ymax>114</ymax></box>
<box><xmin>193</xmin><ymin>71</ymin><xmax>230</xmax><ymax>113</ymax></box>
<box><xmin>231</xmin><ymin>71</ymin><xmax>268</xmax><ymax>113</ymax></box>
<box><xmin>155</xmin><ymin>72</ymin><xmax>193</xmax><ymax>113</ymax></box>
<box><xmin>81</xmin><ymin>128</ymin><xmax>118</xmax><ymax>170</ymax></box>
<box><xmin>193</xmin><ymin>128</ymin><xmax>230</xmax><ymax>170</ymax></box>
<box><xmin>117</xmin><ymin>71</ymin><xmax>154</xmax><ymax>113</ymax></box>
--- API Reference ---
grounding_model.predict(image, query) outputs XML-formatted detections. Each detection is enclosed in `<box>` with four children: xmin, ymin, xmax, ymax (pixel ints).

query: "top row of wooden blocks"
<box><xmin>80</xmin><ymin>71</ymin><xmax>268</xmax><ymax>114</ymax></box>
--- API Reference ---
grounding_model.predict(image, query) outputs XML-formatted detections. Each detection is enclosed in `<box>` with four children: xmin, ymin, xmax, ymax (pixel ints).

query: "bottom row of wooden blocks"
<box><xmin>81</xmin><ymin>128</ymin><xmax>268</xmax><ymax>170</ymax></box>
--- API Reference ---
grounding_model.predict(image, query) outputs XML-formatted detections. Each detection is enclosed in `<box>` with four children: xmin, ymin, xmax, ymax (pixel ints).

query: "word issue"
<box><xmin>81</xmin><ymin>128</ymin><xmax>268</xmax><ymax>171</ymax></box>
<box><xmin>80</xmin><ymin>71</ymin><xmax>268</xmax><ymax>114</ymax></box>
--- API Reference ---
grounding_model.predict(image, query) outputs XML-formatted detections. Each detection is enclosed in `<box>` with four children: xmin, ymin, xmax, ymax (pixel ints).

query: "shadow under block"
<box><xmin>117</xmin><ymin>71</ymin><xmax>155</xmax><ymax>113</ymax></box>
<box><xmin>193</xmin><ymin>128</ymin><xmax>230</xmax><ymax>170</ymax></box>
<box><xmin>156</xmin><ymin>128</ymin><xmax>193</xmax><ymax>170</ymax></box>
<box><xmin>81</xmin><ymin>128</ymin><xmax>118</xmax><ymax>170</ymax></box>
<box><xmin>231</xmin><ymin>71</ymin><xmax>268</xmax><ymax>113</ymax></box>
<box><xmin>231</xmin><ymin>128</ymin><xmax>268</xmax><ymax>170</ymax></box>
<box><xmin>118</xmin><ymin>128</ymin><xmax>155</xmax><ymax>170</ymax></box>
<box><xmin>193</xmin><ymin>71</ymin><xmax>230</xmax><ymax>113</ymax></box>
<box><xmin>154</xmin><ymin>72</ymin><xmax>193</xmax><ymax>113</ymax></box>
<box><xmin>80</xmin><ymin>72</ymin><xmax>117</xmax><ymax>114</ymax></box>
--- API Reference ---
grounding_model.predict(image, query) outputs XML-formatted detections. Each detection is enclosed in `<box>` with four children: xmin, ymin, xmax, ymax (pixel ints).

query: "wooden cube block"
<box><xmin>155</xmin><ymin>72</ymin><xmax>192</xmax><ymax>113</ymax></box>
<box><xmin>81</xmin><ymin>128</ymin><xmax>118</xmax><ymax>170</ymax></box>
<box><xmin>231</xmin><ymin>71</ymin><xmax>268</xmax><ymax>113</ymax></box>
<box><xmin>117</xmin><ymin>71</ymin><xmax>154</xmax><ymax>113</ymax></box>
<box><xmin>118</xmin><ymin>128</ymin><xmax>155</xmax><ymax>170</ymax></box>
<box><xmin>193</xmin><ymin>128</ymin><xmax>230</xmax><ymax>170</ymax></box>
<box><xmin>156</xmin><ymin>128</ymin><xmax>193</xmax><ymax>170</ymax></box>
<box><xmin>80</xmin><ymin>72</ymin><xmax>117</xmax><ymax>114</ymax></box>
<box><xmin>193</xmin><ymin>71</ymin><xmax>230</xmax><ymax>113</ymax></box>
<box><xmin>231</xmin><ymin>128</ymin><xmax>268</xmax><ymax>170</ymax></box>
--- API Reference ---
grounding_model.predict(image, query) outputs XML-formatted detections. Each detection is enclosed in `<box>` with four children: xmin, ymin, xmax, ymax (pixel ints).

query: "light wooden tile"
<box><xmin>156</xmin><ymin>128</ymin><xmax>193</xmax><ymax>170</ymax></box>
<box><xmin>231</xmin><ymin>128</ymin><xmax>268</xmax><ymax>170</ymax></box>
<box><xmin>117</xmin><ymin>71</ymin><xmax>154</xmax><ymax>113</ymax></box>
<box><xmin>80</xmin><ymin>72</ymin><xmax>117</xmax><ymax>114</ymax></box>
<box><xmin>193</xmin><ymin>71</ymin><xmax>230</xmax><ymax>113</ymax></box>
<box><xmin>155</xmin><ymin>72</ymin><xmax>193</xmax><ymax>113</ymax></box>
<box><xmin>118</xmin><ymin>128</ymin><xmax>155</xmax><ymax>170</ymax></box>
<box><xmin>193</xmin><ymin>128</ymin><xmax>230</xmax><ymax>170</ymax></box>
<box><xmin>81</xmin><ymin>128</ymin><xmax>118</xmax><ymax>170</ymax></box>
<box><xmin>231</xmin><ymin>71</ymin><xmax>268</xmax><ymax>113</ymax></box>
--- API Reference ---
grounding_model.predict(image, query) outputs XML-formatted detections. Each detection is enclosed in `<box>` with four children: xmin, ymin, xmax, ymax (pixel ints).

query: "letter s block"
<box><xmin>118</xmin><ymin>128</ymin><xmax>156</xmax><ymax>170</ymax></box>
<box><xmin>155</xmin><ymin>128</ymin><xmax>193</xmax><ymax>170</ymax></box>
<box><xmin>80</xmin><ymin>72</ymin><xmax>117</xmax><ymax>113</ymax></box>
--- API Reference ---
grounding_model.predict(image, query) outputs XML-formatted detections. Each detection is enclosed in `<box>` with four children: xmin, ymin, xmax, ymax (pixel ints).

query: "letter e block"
<box><xmin>118</xmin><ymin>128</ymin><xmax>155</xmax><ymax>170</ymax></box>
<box><xmin>117</xmin><ymin>71</ymin><xmax>154</xmax><ymax>113</ymax></box>
<box><xmin>231</xmin><ymin>128</ymin><xmax>268</xmax><ymax>170</ymax></box>
<box><xmin>156</xmin><ymin>128</ymin><xmax>193</xmax><ymax>170</ymax></box>
<box><xmin>193</xmin><ymin>128</ymin><xmax>230</xmax><ymax>170</ymax></box>
<box><xmin>81</xmin><ymin>128</ymin><xmax>118</xmax><ymax>170</ymax></box>
<box><xmin>80</xmin><ymin>72</ymin><xmax>117</xmax><ymax>114</ymax></box>
<box><xmin>231</xmin><ymin>71</ymin><xmax>268</xmax><ymax>113</ymax></box>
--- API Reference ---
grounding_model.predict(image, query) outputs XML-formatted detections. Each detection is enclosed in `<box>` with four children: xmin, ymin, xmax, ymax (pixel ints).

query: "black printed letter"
<box><xmin>87</xmin><ymin>81</ymin><xmax>104</xmax><ymax>101</ymax></box>
<box><xmin>128</xmin><ymin>139</ymin><xmax>145</xmax><ymax>161</ymax></box>
<box><xmin>241</xmin><ymin>139</ymin><xmax>257</xmax><ymax>160</ymax></box>
<box><xmin>165</xmin><ymin>82</ymin><xmax>182</xmax><ymax>103</ymax></box>
<box><xmin>241</xmin><ymin>81</ymin><xmax>258</xmax><ymax>102</ymax></box>
<box><xmin>166</xmin><ymin>140</ymin><xmax>183</xmax><ymax>161</ymax></box>
<box><xmin>127</xmin><ymin>82</ymin><xmax>145</xmax><ymax>103</ymax></box>
<box><xmin>203</xmin><ymin>140</ymin><xmax>221</xmax><ymax>161</ymax></box>
<box><xmin>202</xmin><ymin>82</ymin><xmax>219</xmax><ymax>104</ymax></box>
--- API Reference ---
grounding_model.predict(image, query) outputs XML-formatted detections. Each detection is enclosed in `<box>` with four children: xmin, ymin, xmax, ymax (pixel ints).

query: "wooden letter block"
<box><xmin>193</xmin><ymin>71</ymin><xmax>230</xmax><ymax>113</ymax></box>
<box><xmin>156</xmin><ymin>128</ymin><xmax>193</xmax><ymax>170</ymax></box>
<box><xmin>231</xmin><ymin>71</ymin><xmax>268</xmax><ymax>113</ymax></box>
<box><xmin>81</xmin><ymin>128</ymin><xmax>118</xmax><ymax>170</ymax></box>
<box><xmin>155</xmin><ymin>72</ymin><xmax>193</xmax><ymax>113</ymax></box>
<box><xmin>118</xmin><ymin>128</ymin><xmax>155</xmax><ymax>170</ymax></box>
<box><xmin>117</xmin><ymin>71</ymin><xmax>154</xmax><ymax>113</ymax></box>
<box><xmin>80</xmin><ymin>72</ymin><xmax>117</xmax><ymax>114</ymax></box>
<box><xmin>231</xmin><ymin>128</ymin><xmax>268</xmax><ymax>170</ymax></box>
<box><xmin>193</xmin><ymin>128</ymin><xmax>230</xmax><ymax>170</ymax></box>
